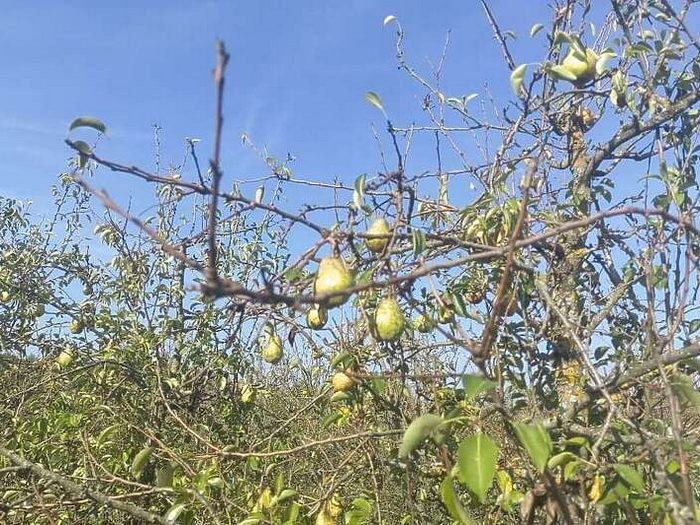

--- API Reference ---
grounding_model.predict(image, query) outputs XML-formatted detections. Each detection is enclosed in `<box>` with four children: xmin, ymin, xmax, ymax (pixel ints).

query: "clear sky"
<box><xmin>0</xmin><ymin>1</ymin><xmax>557</xmax><ymax>215</ymax></box>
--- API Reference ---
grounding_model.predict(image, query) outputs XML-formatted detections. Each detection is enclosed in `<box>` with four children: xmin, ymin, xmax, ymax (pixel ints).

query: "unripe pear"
<box><xmin>365</xmin><ymin>217</ymin><xmax>391</xmax><ymax>253</ymax></box>
<box><xmin>413</xmin><ymin>313</ymin><xmax>436</xmax><ymax>333</ymax></box>
<box><xmin>332</xmin><ymin>371</ymin><xmax>356</xmax><ymax>392</ymax></box>
<box><xmin>314</xmin><ymin>257</ymin><xmax>354</xmax><ymax>308</ymax></box>
<box><xmin>562</xmin><ymin>48</ymin><xmax>598</xmax><ymax>83</ymax></box>
<box><xmin>374</xmin><ymin>297</ymin><xmax>406</xmax><ymax>342</ymax></box>
<box><xmin>306</xmin><ymin>304</ymin><xmax>328</xmax><ymax>330</ymax></box>
<box><xmin>69</xmin><ymin>319</ymin><xmax>84</xmax><ymax>334</ymax></box>
<box><xmin>56</xmin><ymin>346</ymin><xmax>75</xmax><ymax>368</ymax></box>
<box><xmin>261</xmin><ymin>333</ymin><xmax>283</xmax><ymax>364</ymax></box>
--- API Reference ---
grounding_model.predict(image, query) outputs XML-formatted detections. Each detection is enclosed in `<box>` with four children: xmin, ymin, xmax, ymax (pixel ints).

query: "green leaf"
<box><xmin>547</xmin><ymin>64</ymin><xmax>578</xmax><ymax>81</ymax></box>
<box><xmin>345</xmin><ymin>497</ymin><xmax>372</xmax><ymax>524</ymax></box>
<box><xmin>412</xmin><ymin>228</ymin><xmax>426</xmax><ymax>256</ymax></box>
<box><xmin>595</xmin><ymin>52</ymin><xmax>617</xmax><ymax>75</ymax></box>
<box><xmin>568</xmin><ymin>35</ymin><xmax>587</xmax><ymax>59</ymax></box>
<box><xmin>670</xmin><ymin>373</ymin><xmax>700</xmax><ymax>411</ymax></box>
<box><xmin>349</xmin><ymin>498</ymin><xmax>372</xmax><ymax>512</ymax></box>
<box><xmin>457</xmin><ymin>433</ymin><xmax>499</xmax><ymax>502</ymax></box>
<box><xmin>613</xmin><ymin>464</ymin><xmax>645</xmax><ymax>493</ymax></box>
<box><xmin>69</xmin><ymin>116</ymin><xmax>108</xmax><ymax>135</ymax></box>
<box><xmin>354</xmin><ymin>173</ymin><xmax>366</xmax><ymax>195</ymax></box>
<box><xmin>156</xmin><ymin>463</ymin><xmax>174</xmax><ymax>488</ymax></box>
<box><xmin>564</xmin><ymin>436</ymin><xmax>589</xmax><ymax>448</ymax></box>
<box><xmin>553</xmin><ymin>31</ymin><xmax>572</xmax><ymax>46</ymax></box>
<box><xmin>238</xmin><ymin>518</ymin><xmax>262</xmax><ymax>525</ymax></box>
<box><xmin>283</xmin><ymin>502</ymin><xmax>301</xmax><ymax>525</ymax></box>
<box><xmin>440</xmin><ymin>477</ymin><xmax>476</xmax><ymax>524</ymax></box>
<box><xmin>365</xmin><ymin>91</ymin><xmax>384</xmax><ymax>112</ymax></box>
<box><xmin>283</xmin><ymin>267</ymin><xmax>304</xmax><ymax>283</ymax></box>
<box><xmin>254</xmin><ymin>186</ymin><xmax>265</xmax><ymax>204</ymax></box>
<box><xmin>322</xmin><ymin>412</ymin><xmax>342</xmax><ymax>427</ymax></box>
<box><xmin>276</xmin><ymin>489</ymin><xmax>298</xmax><ymax>504</ymax></box>
<box><xmin>509</xmin><ymin>64</ymin><xmax>527</xmax><ymax>95</ymax></box>
<box><xmin>513</xmin><ymin>422</ymin><xmax>552</xmax><ymax>473</ymax></box>
<box><xmin>529</xmin><ymin>24</ymin><xmax>544</xmax><ymax>38</ymax></box>
<box><xmin>164</xmin><ymin>503</ymin><xmax>187</xmax><ymax>524</ymax></box>
<box><xmin>547</xmin><ymin>452</ymin><xmax>577</xmax><ymax>470</ymax></box>
<box><xmin>130</xmin><ymin>446</ymin><xmax>153</xmax><ymax>478</ymax></box>
<box><xmin>73</xmin><ymin>140</ymin><xmax>92</xmax><ymax>170</ymax></box>
<box><xmin>331</xmin><ymin>351</ymin><xmax>352</xmax><ymax>369</ymax></box>
<box><xmin>95</xmin><ymin>424</ymin><xmax>120</xmax><ymax>449</ymax></box>
<box><xmin>353</xmin><ymin>173</ymin><xmax>366</xmax><ymax>211</ymax></box>
<box><xmin>399</xmin><ymin>414</ymin><xmax>443</xmax><ymax>458</ymax></box>
<box><xmin>462</xmin><ymin>374</ymin><xmax>497</xmax><ymax>399</ymax></box>
<box><xmin>208</xmin><ymin>476</ymin><xmax>225</xmax><ymax>489</ymax></box>
<box><xmin>330</xmin><ymin>391</ymin><xmax>351</xmax><ymax>403</ymax></box>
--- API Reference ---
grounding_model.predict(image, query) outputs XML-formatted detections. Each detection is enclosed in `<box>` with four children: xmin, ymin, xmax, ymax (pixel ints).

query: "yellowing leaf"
<box><xmin>529</xmin><ymin>24</ymin><xmax>544</xmax><ymax>38</ymax></box>
<box><xmin>510</xmin><ymin>64</ymin><xmax>528</xmax><ymax>95</ymax></box>
<box><xmin>69</xmin><ymin>116</ymin><xmax>108</xmax><ymax>135</ymax></box>
<box><xmin>588</xmin><ymin>474</ymin><xmax>604</xmax><ymax>502</ymax></box>
<box><xmin>365</xmin><ymin>91</ymin><xmax>384</xmax><ymax>112</ymax></box>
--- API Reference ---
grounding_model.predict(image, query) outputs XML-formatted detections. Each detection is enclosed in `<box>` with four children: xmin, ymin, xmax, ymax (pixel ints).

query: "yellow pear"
<box><xmin>365</xmin><ymin>217</ymin><xmax>391</xmax><ymax>253</ymax></box>
<box><xmin>0</xmin><ymin>291</ymin><xmax>10</xmax><ymax>303</ymax></box>
<box><xmin>306</xmin><ymin>304</ymin><xmax>328</xmax><ymax>329</ymax></box>
<box><xmin>314</xmin><ymin>257</ymin><xmax>354</xmax><ymax>308</ymax></box>
<box><xmin>374</xmin><ymin>297</ymin><xmax>406</xmax><ymax>342</ymax></box>
<box><xmin>56</xmin><ymin>346</ymin><xmax>75</xmax><ymax>368</ymax></box>
<box><xmin>332</xmin><ymin>371</ymin><xmax>356</xmax><ymax>392</ymax></box>
<box><xmin>261</xmin><ymin>333</ymin><xmax>283</xmax><ymax>364</ymax></box>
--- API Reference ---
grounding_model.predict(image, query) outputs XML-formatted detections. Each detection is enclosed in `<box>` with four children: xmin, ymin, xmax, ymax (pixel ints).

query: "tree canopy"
<box><xmin>3</xmin><ymin>1</ymin><xmax>700</xmax><ymax>523</ymax></box>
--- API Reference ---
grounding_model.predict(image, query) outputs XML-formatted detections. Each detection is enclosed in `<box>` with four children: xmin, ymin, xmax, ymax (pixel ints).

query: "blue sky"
<box><xmin>0</xmin><ymin>1</ymin><xmax>559</xmax><ymax>215</ymax></box>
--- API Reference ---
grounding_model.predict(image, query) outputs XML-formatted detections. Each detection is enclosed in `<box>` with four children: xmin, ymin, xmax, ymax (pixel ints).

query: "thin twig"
<box><xmin>206</xmin><ymin>40</ymin><xmax>230</xmax><ymax>284</ymax></box>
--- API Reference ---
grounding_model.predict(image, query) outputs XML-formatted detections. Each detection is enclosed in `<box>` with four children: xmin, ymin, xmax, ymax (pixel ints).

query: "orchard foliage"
<box><xmin>3</xmin><ymin>1</ymin><xmax>700</xmax><ymax>523</ymax></box>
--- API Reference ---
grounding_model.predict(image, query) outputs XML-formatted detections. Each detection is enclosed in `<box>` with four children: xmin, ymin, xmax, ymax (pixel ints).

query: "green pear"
<box><xmin>365</xmin><ymin>217</ymin><xmax>391</xmax><ymax>253</ymax></box>
<box><xmin>374</xmin><ymin>297</ymin><xmax>406</xmax><ymax>342</ymax></box>
<box><xmin>314</xmin><ymin>257</ymin><xmax>354</xmax><ymax>308</ymax></box>
<box><xmin>261</xmin><ymin>333</ymin><xmax>283</xmax><ymax>364</ymax></box>
<box><xmin>56</xmin><ymin>346</ymin><xmax>75</xmax><ymax>368</ymax></box>
<box><xmin>69</xmin><ymin>319</ymin><xmax>84</xmax><ymax>334</ymax></box>
<box><xmin>306</xmin><ymin>304</ymin><xmax>328</xmax><ymax>329</ymax></box>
